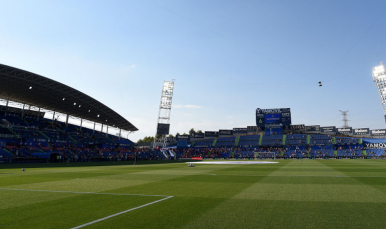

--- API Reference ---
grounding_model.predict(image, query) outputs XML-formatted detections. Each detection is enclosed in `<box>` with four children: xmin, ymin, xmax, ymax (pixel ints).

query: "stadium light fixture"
<box><xmin>62</xmin><ymin>98</ymin><xmax>65</xmax><ymax>101</ymax></box>
<box><xmin>88</xmin><ymin>110</ymin><xmax>91</xmax><ymax>112</ymax></box>
<box><xmin>79</xmin><ymin>105</ymin><xmax>81</xmax><ymax>108</ymax></box>
<box><xmin>372</xmin><ymin>62</ymin><xmax>386</xmax><ymax>121</ymax></box>
<box><xmin>74</xmin><ymin>103</ymin><xmax>76</xmax><ymax>105</ymax></box>
<box><xmin>29</xmin><ymin>86</ymin><xmax>32</xmax><ymax>89</ymax></box>
<box><xmin>97</xmin><ymin>114</ymin><xmax>100</xmax><ymax>117</ymax></box>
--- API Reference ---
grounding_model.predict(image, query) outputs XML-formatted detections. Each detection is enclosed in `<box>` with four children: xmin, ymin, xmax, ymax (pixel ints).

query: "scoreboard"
<box><xmin>256</xmin><ymin>108</ymin><xmax>291</xmax><ymax>127</ymax></box>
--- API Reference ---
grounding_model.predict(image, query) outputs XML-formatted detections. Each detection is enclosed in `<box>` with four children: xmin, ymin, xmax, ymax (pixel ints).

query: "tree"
<box><xmin>168</xmin><ymin>134</ymin><xmax>174</xmax><ymax>138</ymax></box>
<box><xmin>137</xmin><ymin>136</ymin><xmax>154</xmax><ymax>143</ymax></box>
<box><xmin>176</xmin><ymin>132</ymin><xmax>180</xmax><ymax>136</ymax></box>
<box><xmin>197</xmin><ymin>130</ymin><xmax>203</xmax><ymax>134</ymax></box>
<box><xmin>189</xmin><ymin>128</ymin><xmax>196</xmax><ymax>135</ymax></box>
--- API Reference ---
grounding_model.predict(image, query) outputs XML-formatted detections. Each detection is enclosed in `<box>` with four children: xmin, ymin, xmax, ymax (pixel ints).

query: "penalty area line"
<box><xmin>71</xmin><ymin>195</ymin><xmax>174</xmax><ymax>229</ymax></box>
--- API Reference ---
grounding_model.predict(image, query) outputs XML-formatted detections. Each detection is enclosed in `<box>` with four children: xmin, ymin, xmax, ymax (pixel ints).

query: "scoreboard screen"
<box><xmin>256</xmin><ymin>108</ymin><xmax>291</xmax><ymax>127</ymax></box>
<box><xmin>265</xmin><ymin>113</ymin><xmax>282</xmax><ymax>124</ymax></box>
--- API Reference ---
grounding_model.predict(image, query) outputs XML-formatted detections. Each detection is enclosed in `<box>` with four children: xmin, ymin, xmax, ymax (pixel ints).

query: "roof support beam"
<box><xmin>37</xmin><ymin>107</ymin><xmax>40</xmax><ymax>121</ymax></box>
<box><xmin>21</xmin><ymin>104</ymin><xmax>25</xmax><ymax>118</ymax></box>
<box><xmin>65</xmin><ymin>114</ymin><xmax>69</xmax><ymax>127</ymax></box>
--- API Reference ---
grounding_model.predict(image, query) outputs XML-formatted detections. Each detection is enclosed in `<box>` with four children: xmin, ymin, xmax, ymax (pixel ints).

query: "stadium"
<box><xmin>2</xmin><ymin>1</ymin><xmax>386</xmax><ymax>228</ymax></box>
<box><xmin>1</xmin><ymin>62</ymin><xmax>386</xmax><ymax>228</ymax></box>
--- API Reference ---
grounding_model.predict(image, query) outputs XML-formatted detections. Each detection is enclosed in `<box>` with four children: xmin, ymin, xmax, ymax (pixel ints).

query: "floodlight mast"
<box><xmin>372</xmin><ymin>62</ymin><xmax>386</xmax><ymax>123</ymax></box>
<box><xmin>153</xmin><ymin>80</ymin><xmax>175</xmax><ymax>149</ymax></box>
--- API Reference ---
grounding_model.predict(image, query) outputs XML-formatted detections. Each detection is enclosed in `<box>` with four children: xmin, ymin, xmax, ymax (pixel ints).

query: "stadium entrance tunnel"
<box><xmin>49</xmin><ymin>153</ymin><xmax>61</xmax><ymax>163</ymax></box>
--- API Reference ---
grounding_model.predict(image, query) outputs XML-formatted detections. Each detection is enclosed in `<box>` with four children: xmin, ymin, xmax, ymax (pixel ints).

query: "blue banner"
<box><xmin>265</xmin><ymin>114</ymin><xmax>282</xmax><ymax>124</ymax></box>
<box><xmin>363</xmin><ymin>138</ymin><xmax>386</xmax><ymax>149</ymax></box>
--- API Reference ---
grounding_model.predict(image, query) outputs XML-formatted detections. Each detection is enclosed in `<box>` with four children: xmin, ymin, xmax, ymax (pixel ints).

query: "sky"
<box><xmin>0</xmin><ymin>0</ymin><xmax>386</xmax><ymax>141</ymax></box>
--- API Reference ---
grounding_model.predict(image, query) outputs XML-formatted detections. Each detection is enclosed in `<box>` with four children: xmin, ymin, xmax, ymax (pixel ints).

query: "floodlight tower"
<box><xmin>153</xmin><ymin>80</ymin><xmax>175</xmax><ymax>149</ymax></box>
<box><xmin>339</xmin><ymin>110</ymin><xmax>350</xmax><ymax>128</ymax></box>
<box><xmin>372</xmin><ymin>62</ymin><xmax>386</xmax><ymax>123</ymax></box>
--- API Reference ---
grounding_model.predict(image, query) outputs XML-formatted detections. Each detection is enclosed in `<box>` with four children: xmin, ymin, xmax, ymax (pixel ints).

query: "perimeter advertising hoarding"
<box><xmin>219</xmin><ymin>129</ymin><xmax>233</xmax><ymax>136</ymax></box>
<box><xmin>205</xmin><ymin>131</ymin><xmax>218</xmax><ymax>138</ymax></box>
<box><xmin>256</xmin><ymin>108</ymin><xmax>291</xmax><ymax>127</ymax></box>
<box><xmin>192</xmin><ymin>133</ymin><xmax>205</xmax><ymax>138</ymax></box>
<box><xmin>291</xmin><ymin>124</ymin><xmax>305</xmax><ymax>131</ymax></box>
<box><xmin>156</xmin><ymin>123</ymin><xmax>170</xmax><ymax>135</ymax></box>
<box><xmin>321</xmin><ymin>126</ymin><xmax>336</xmax><ymax>133</ymax></box>
<box><xmin>371</xmin><ymin>129</ymin><xmax>386</xmax><ymax>136</ymax></box>
<box><xmin>353</xmin><ymin>128</ymin><xmax>370</xmax><ymax>135</ymax></box>
<box><xmin>176</xmin><ymin>135</ymin><xmax>190</xmax><ymax>141</ymax></box>
<box><xmin>305</xmin><ymin>125</ymin><xmax>320</xmax><ymax>132</ymax></box>
<box><xmin>247</xmin><ymin>126</ymin><xmax>257</xmax><ymax>133</ymax></box>
<box><xmin>233</xmin><ymin>128</ymin><xmax>247</xmax><ymax>135</ymax></box>
<box><xmin>336</xmin><ymin>127</ymin><xmax>352</xmax><ymax>135</ymax></box>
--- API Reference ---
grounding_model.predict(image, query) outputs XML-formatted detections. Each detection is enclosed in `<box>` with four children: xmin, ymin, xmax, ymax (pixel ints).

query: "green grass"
<box><xmin>2</xmin><ymin>159</ymin><xmax>386</xmax><ymax>228</ymax></box>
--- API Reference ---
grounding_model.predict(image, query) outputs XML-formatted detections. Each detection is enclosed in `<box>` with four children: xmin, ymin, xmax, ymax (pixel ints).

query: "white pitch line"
<box><xmin>71</xmin><ymin>196</ymin><xmax>174</xmax><ymax>229</ymax></box>
<box><xmin>0</xmin><ymin>188</ymin><xmax>171</xmax><ymax>197</ymax></box>
<box><xmin>0</xmin><ymin>188</ymin><xmax>174</xmax><ymax>229</ymax></box>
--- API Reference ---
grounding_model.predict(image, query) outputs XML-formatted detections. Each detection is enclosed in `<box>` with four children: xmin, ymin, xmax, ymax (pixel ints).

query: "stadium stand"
<box><xmin>261</xmin><ymin>134</ymin><xmax>283</xmax><ymax>146</ymax></box>
<box><xmin>238</xmin><ymin>135</ymin><xmax>260</xmax><ymax>147</ymax></box>
<box><xmin>0</xmin><ymin>63</ymin><xmax>167</xmax><ymax>163</ymax></box>
<box><xmin>215</xmin><ymin>137</ymin><xmax>235</xmax><ymax>147</ymax></box>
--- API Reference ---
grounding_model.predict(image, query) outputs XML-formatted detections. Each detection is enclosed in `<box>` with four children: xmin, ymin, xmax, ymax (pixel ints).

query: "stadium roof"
<box><xmin>0</xmin><ymin>63</ymin><xmax>138</xmax><ymax>131</ymax></box>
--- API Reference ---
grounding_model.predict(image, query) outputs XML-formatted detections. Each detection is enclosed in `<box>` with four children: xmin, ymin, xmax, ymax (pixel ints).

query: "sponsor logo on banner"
<box><xmin>321</xmin><ymin>126</ymin><xmax>336</xmax><ymax>133</ymax></box>
<box><xmin>336</xmin><ymin>127</ymin><xmax>352</xmax><ymax>134</ymax></box>
<box><xmin>205</xmin><ymin>131</ymin><xmax>218</xmax><ymax>137</ymax></box>
<box><xmin>353</xmin><ymin>128</ymin><xmax>369</xmax><ymax>135</ymax></box>
<box><xmin>306</xmin><ymin>125</ymin><xmax>320</xmax><ymax>132</ymax></box>
<box><xmin>291</xmin><ymin>124</ymin><xmax>305</xmax><ymax>131</ymax></box>
<box><xmin>176</xmin><ymin>135</ymin><xmax>190</xmax><ymax>141</ymax></box>
<box><xmin>256</xmin><ymin>108</ymin><xmax>290</xmax><ymax>114</ymax></box>
<box><xmin>363</xmin><ymin>143</ymin><xmax>386</xmax><ymax>149</ymax></box>
<box><xmin>192</xmin><ymin>133</ymin><xmax>205</xmax><ymax>138</ymax></box>
<box><xmin>219</xmin><ymin>129</ymin><xmax>233</xmax><ymax>135</ymax></box>
<box><xmin>371</xmin><ymin>129</ymin><xmax>386</xmax><ymax>136</ymax></box>
<box><xmin>233</xmin><ymin>128</ymin><xmax>247</xmax><ymax>134</ymax></box>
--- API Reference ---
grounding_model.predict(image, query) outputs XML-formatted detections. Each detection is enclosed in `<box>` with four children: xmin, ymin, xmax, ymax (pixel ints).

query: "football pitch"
<box><xmin>2</xmin><ymin>159</ymin><xmax>386</xmax><ymax>228</ymax></box>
